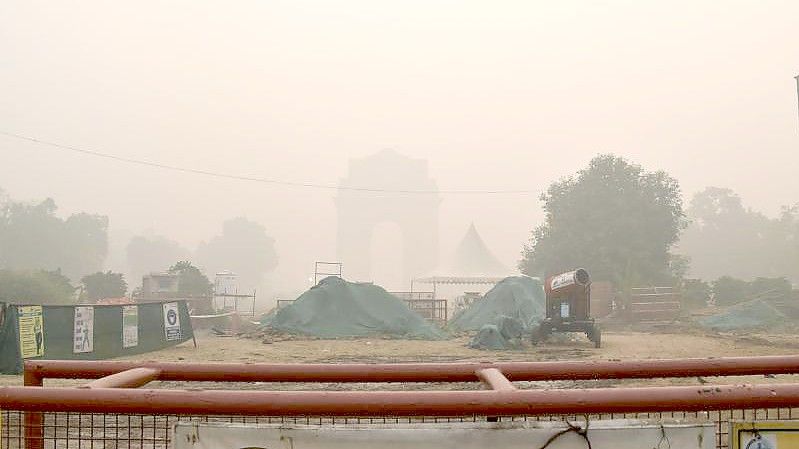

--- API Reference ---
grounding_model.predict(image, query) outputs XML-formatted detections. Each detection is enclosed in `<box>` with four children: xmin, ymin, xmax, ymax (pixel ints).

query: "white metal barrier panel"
<box><xmin>174</xmin><ymin>420</ymin><xmax>715</xmax><ymax>449</ymax></box>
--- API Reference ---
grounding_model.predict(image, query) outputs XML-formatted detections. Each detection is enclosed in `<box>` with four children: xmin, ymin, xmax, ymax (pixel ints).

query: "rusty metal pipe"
<box><xmin>476</xmin><ymin>368</ymin><xmax>515</xmax><ymax>391</ymax></box>
<box><xmin>25</xmin><ymin>356</ymin><xmax>799</xmax><ymax>383</ymax></box>
<box><xmin>23</xmin><ymin>370</ymin><xmax>43</xmax><ymax>449</ymax></box>
<box><xmin>2</xmin><ymin>383</ymin><xmax>799</xmax><ymax>416</ymax></box>
<box><xmin>82</xmin><ymin>368</ymin><xmax>161</xmax><ymax>389</ymax></box>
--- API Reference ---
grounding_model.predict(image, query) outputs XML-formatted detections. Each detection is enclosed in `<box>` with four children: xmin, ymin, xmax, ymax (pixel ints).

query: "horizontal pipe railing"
<box><xmin>3</xmin><ymin>383</ymin><xmax>799</xmax><ymax>416</ymax></box>
<box><xmin>25</xmin><ymin>355</ymin><xmax>799</xmax><ymax>383</ymax></box>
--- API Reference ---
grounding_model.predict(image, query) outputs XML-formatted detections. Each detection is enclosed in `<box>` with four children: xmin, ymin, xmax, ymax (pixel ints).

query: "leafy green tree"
<box><xmin>196</xmin><ymin>217</ymin><xmax>278</xmax><ymax>291</ymax></box>
<box><xmin>80</xmin><ymin>271</ymin><xmax>128</xmax><ymax>301</ymax></box>
<box><xmin>519</xmin><ymin>154</ymin><xmax>686</xmax><ymax>288</ymax></box>
<box><xmin>0</xmin><ymin>195</ymin><xmax>108</xmax><ymax>280</ymax></box>
<box><xmin>168</xmin><ymin>261</ymin><xmax>212</xmax><ymax>296</ymax></box>
<box><xmin>0</xmin><ymin>269</ymin><xmax>76</xmax><ymax>304</ymax></box>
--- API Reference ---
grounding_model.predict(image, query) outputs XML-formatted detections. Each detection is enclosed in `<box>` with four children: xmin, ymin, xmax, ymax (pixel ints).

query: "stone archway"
<box><xmin>336</xmin><ymin>150</ymin><xmax>440</xmax><ymax>287</ymax></box>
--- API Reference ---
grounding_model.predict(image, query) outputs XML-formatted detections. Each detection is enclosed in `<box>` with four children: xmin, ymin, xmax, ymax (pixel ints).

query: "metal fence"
<box><xmin>3</xmin><ymin>408</ymin><xmax>797</xmax><ymax>449</ymax></box>
<box><xmin>8</xmin><ymin>357</ymin><xmax>799</xmax><ymax>449</ymax></box>
<box><xmin>390</xmin><ymin>291</ymin><xmax>448</xmax><ymax>325</ymax></box>
<box><xmin>629</xmin><ymin>286</ymin><xmax>681</xmax><ymax>322</ymax></box>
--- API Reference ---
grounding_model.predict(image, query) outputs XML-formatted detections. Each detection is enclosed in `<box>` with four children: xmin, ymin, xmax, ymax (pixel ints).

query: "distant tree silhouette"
<box><xmin>196</xmin><ymin>217</ymin><xmax>278</xmax><ymax>291</ymax></box>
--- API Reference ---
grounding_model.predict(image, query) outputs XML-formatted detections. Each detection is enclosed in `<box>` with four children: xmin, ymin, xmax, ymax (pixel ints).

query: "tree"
<box><xmin>196</xmin><ymin>217</ymin><xmax>278</xmax><ymax>291</ymax></box>
<box><xmin>125</xmin><ymin>235</ymin><xmax>190</xmax><ymax>288</ymax></box>
<box><xmin>0</xmin><ymin>269</ymin><xmax>76</xmax><ymax>304</ymax></box>
<box><xmin>681</xmin><ymin>278</ymin><xmax>710</xmax><ymax>310</ymax></box>
<box><xmin>710</xmin><ymin>276</ymin><xmax>750</xmax><ymax>306</ymax></box>
<box><xmin>0</xmin><ymin>195</ymin><xmax>108</xmax><ymax>280</ymax></box>
<box><xmin>519</xmin><ymin>154</ymin><xmax>686</xmax><ymax>287</ymax></box>
<box><xmin>80</xmin><ymin>271</ymin><xmax>128</xmax><ymax>301</ymax></box>
<box><xmin>168</xmin><ymin>261</ymin><xmax>212</xmax><ymax>296</ymax></box>
<box><xmin>711</xmin><ymin>276</ymin><xmax>792</xmax><ymax>306</ymax></box>
<box><xmin>678</xmin><ymin>188</ymin><xmax>798</xmax><ymax>281</ymax></box>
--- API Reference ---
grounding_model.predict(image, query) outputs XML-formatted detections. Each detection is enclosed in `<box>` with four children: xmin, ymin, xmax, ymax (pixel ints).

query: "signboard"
<box><xmin>174</xmin><ymin>420</ymin><xmax>714</xmax><ymax>449</ymax></box>
<box><xmin>551</xmin><ymin>272</ymin><xmax>576</xmax><ymax>291</ymax></box>
<box><xmin>560</xmin><ymin>302</ymin><xmax>570</xmax><ymax>318</ymax></box>
<box><xmin>122</xmin><ymin>305</ymin><xmax>139</xmax><ymax>348</ymax></box>
<box><xmin>731</xmin><ymin>421</ymin><xmax>799</xmax><ymax>449</ymax></box>
<box><xmin>17</xmin><ymin>305</ymin><xmax>44</xmax><ymax>358</ymax></box>
<box><xmin>73</xmin><ymin>306</ymin><xmax>94</xmax><ymax>353</ymax></box>
<box><xmin>163</xmin><ymin>302</ymin><xmax>181</xmax><ymax>341</ymax></box>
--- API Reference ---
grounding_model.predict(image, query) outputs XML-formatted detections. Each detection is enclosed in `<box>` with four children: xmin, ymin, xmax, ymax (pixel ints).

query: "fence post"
<box><xmin>23</xmin><ymin>365</ymin><xmax>44</xmax><ymax>449</ymax></box>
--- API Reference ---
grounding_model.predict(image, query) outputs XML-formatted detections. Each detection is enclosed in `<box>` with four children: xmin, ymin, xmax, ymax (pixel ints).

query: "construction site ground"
<box><xmin>3</xmin><ymin>328</ymin><xmax>798</xmax><ymax>389</ymax></box>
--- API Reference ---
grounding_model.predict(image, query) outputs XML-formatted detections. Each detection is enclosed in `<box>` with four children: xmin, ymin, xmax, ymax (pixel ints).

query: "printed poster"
<box><xmin>122</xmin><ymin>305</ymin><xmax>139</xmax><ymax>348</ymax></box>
<box><xmin>731</xmin><ymin>421</ymin><xmax>799</xmax><ymax>449</ymax></box>
<box><xmin>17</xmin><ymin>305</ymin><xmax>44</xmax><ymax>358</ymax></box>
<box><xmin>73</xmin><ymin>306</ymin><xmax>94</xmax><ymax>353</ymax></box>
<box><xmin>163</xmin><ymin>302</ymin><xmax>182</xmax><ymax>341</ymax></box>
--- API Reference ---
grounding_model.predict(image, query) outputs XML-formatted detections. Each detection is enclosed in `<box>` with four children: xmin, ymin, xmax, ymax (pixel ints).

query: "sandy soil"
<box><xmin>3</xmin><ymin>329</ymin><xmax>797</xmax><ymax>389</ymax></box>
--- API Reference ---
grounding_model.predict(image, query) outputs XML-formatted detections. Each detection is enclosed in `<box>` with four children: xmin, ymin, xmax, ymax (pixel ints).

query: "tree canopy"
<box><xmin>168</xmin><ymin>261</ymin><xmax>212</xmax><ymax>296</ymax></box>
<box><xmin>519</xmin><ymin>154</ymin><xmax>686</xmax><ymax>287</ymax></box>
<box><xmin>80</xmin><ymin>271</ymin><xmax>128</xmax><ymax>301</ymax></box>
<box><xmin>677</xmin><ymin>187</ymin><xmax>798</xmax><ymax>281</ymax></box>
<box><xmin>0</xmin><ymin>193</ymin><xmax>108</xmax><ymax>280</ymax></box>
<box><xmin>196</xmin><ymin>217</ymin><xmax>278</xmax><ymax>291</ymax></box>
<box><xmin>0</xmin><ymin>269</ymin><xmax>76</xmax><ymax>304</ymax></box>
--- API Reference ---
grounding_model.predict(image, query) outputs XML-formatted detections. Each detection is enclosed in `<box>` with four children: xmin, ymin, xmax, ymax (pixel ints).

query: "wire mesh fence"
<box><xmin>1</xmin><ymin>408</ymin><xmax>796</xmax><ymax>449</ymax></box>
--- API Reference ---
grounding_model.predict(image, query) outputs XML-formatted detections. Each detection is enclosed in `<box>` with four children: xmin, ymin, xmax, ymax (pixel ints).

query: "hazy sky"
<box><xmin>1</xmin><ymin>1</ymin><xmax>797</xmax><ymax>291</ymax></box>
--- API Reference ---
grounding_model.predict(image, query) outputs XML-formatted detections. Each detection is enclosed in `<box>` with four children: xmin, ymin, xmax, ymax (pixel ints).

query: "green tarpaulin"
<box><xmin>450</xmin><ymin>276</ymin><xmax>545</xmax><ymax>331</ymax></box>
<box><xmin>0</xmin><ymin>301</ymin><xmax>194</xmax><ymax>374</ymax></box>
<box><xmin>264</xmin><ymin>276</ymin><xmax>445</xmax><ymax>339</ymax></box>
<box><xmin>469</xmin><ymin>324</ymin><xmax>509</xmax><ymax>350</ymax></box>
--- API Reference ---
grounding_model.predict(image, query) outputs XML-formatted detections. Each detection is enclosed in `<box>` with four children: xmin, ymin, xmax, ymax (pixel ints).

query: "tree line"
<box><xmin>0</xmin><ymin>188</ymin><xmax>278</xmax><ymax>304</ymax></box>
<box><xmin>2</xmin><ymin>153</ymin><xmax>796</xmax><ymax>306</ymax></box>
<box><xmin>518</xmin><ymin>154</ymin><xmax>798</xmax><ymax>306</ymax></box>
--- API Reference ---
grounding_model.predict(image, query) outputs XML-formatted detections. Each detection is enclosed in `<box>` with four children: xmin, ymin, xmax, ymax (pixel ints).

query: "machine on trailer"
<box><xmin>532</xmin><ymin>268</ymin><xmax>601</xmax><ymax>348</ymax></box>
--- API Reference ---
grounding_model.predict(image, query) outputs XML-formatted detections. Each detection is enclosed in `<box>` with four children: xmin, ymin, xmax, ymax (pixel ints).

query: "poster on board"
<box><xmin>173</xmin><ymin>420</ymin><xmax>715</xmax><ymax>449</ymax></box>
<box><xmin>73</xmin><ymin>306</ymin><xmax>94</xmax><ymax>353</ymax></box>
<box><xmin>122</xmin><ymin>305</ymin><xmax>139</xmax><ymax>348</ymax></box>
<box><xmin>163</xmin><ymin>302</ymin><xmax>182</xmax><ymax>341</ymax></box>
<box><xmin>18</xmin><ymin>305</ymin><xmax>44</xmax><ymax>358</ymax></box>
<box><xmin>731</xmin><ymin>421</ymin><xmax>799</xmax><ymax>449</ymax></box>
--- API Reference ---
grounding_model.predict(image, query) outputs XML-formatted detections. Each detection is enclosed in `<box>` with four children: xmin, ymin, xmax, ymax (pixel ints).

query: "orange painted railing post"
<box><xmin>23</xmin><ymin>366</ymin><xmax>43</xmax><ymax>449</ymax></box>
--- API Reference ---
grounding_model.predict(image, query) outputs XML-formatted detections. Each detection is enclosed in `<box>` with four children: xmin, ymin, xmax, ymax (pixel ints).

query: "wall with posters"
<box><xmin>0</xmin><ymin>300</ymin><xmax>194</xmax><ymax>374</ymax></box>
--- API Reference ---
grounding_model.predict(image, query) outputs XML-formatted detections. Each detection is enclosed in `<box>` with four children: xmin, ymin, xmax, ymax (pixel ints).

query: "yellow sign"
<box><xmin>731</xmin><ymin>421</ymin><xmax>799</xmax><ymax>449</ymax></box>
<box><xmin>17</xmin><ymin>305</ymin><xmax>44</xmax><ymax>358</ymax></box>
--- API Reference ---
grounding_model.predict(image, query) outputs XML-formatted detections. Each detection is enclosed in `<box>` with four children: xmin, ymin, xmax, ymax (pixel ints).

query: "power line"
<box><xmin>0</xmin><ymin>131</ymin><xmax>536</xmax><ymax>195</ymax></box>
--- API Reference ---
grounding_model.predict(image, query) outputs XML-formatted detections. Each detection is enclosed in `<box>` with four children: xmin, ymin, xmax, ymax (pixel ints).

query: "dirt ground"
<box><xmin>3</xmin><ymin>328</ymin><xmax>797</xmax><ymax>388</ymax></box>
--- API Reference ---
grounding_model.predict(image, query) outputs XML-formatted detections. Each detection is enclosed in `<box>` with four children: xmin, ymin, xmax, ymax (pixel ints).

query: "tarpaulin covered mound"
<box><xmin>469</xmin><ymin>324</ymin><xmax>508</xmax><ymax>350</ymax></box>
<box><xmin>699</xmin><ymin>299</ymin><xmax>788</xmax><ymax>331</ymax></box>
<box><xmin>450</xmin><ymin>276</ymin><xmax>545</xmax><ymax>331</ymax></box>
<box><xmin>265</xmin><ymin>276</ymin><xmax>446</xmax><ymax>339</ymax></box>
<box><xmin>469</xmin><ymin>316</ymin><xmax>526</xmax><ymax>350</ymax></box>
